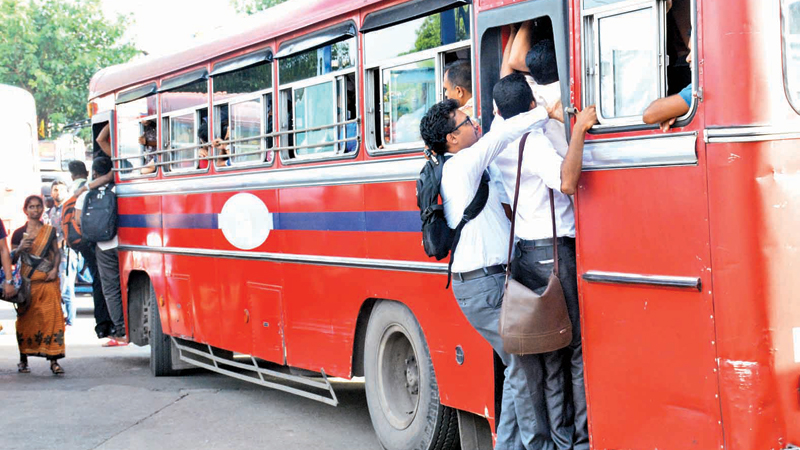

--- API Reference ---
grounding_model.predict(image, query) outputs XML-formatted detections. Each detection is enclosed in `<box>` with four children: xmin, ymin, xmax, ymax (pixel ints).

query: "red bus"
<box><xmin>87</xmin><ymin>0</ymin><xmax>800</xmax><ymax>448</ymax></box>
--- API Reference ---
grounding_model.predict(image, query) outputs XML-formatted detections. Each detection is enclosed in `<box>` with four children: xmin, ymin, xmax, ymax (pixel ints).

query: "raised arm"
<box><xmin>507</xmin><ymin>20</ymin><xmax>533</xmax><ymax>74</ymax></box>
<box><xmin>560</xmin><ymin>106</ymin><xmax>597</xmax><ymax>195</ymax></box>
<box><xmin>500</xmin><ymin>25</ymin><xmax>519</xmax><ymax>77</ymax></box>
<box><xmin>97</xmin><ymin>124</ymin><xmax>112</xmax><ymax>156</ymax></box>
<box><xmin>458</xmin><ymin>106</ymin><xmax>549</xmax><ymax>182</ymax></box>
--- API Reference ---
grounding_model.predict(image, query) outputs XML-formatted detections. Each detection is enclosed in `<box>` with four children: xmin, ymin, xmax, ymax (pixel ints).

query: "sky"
<box><xmin>101</xmin><ymin>0</ymin><xmax>243</xmax><ymax>57</ymax></box>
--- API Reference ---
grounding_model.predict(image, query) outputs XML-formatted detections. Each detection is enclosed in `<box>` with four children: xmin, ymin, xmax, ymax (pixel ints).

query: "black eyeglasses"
<box><xmin>451</xmin><ymin>116</ymin><xmax>474</xmax><ymax>134</ymax></box>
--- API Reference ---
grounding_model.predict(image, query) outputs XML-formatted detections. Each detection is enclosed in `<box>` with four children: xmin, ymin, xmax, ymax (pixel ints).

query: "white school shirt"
<box><xmin>76</xmin><ymin>182</ymin><xmax>118</xmax><ymax>250</ymax></box>
<box><xmin>492</xmin><ymin>114</ymin><xmax>576</xmax><ymax>241</ymax></box>
<box><xmin>441</xmin><ymin>106</ymin><xmax>549</xmax><ymax>273</ymax></box>
<box><xmin>525</xmin><ymin>76</ymin><xmax>568</xmax><ymax>159</ymax></box>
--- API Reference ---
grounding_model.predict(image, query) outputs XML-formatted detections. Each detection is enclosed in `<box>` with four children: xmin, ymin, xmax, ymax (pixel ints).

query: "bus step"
<box><xmin>170</xmin><ymin>337</ymin><xmax>339</xmax><ymax>406</ymax></box>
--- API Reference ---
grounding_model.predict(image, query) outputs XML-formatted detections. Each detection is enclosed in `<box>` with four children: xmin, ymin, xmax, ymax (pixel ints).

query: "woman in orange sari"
<box><xmin>11</xmin><ymin>195</ymin><xmax>65</xmax><ymax>375</ymax></box>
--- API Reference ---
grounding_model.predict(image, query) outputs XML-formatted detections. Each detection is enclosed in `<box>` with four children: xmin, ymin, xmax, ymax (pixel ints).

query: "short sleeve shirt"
<box><xmin>679</xmin><ymin>83</ymin><xmax>693</xmax><ymax>106</ymax></box>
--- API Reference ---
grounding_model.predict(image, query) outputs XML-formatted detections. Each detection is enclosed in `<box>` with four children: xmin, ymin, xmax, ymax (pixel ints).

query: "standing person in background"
<box><xmin>11</xmin><ymin>195</ymin><xmax>65</xmax><ymax>375</ymax></box>
<box><xmin>68</xmin><ymin>160</ymin><xmax>114</xmax><ymax>338</ymax></box>
<box><xmin>47</xmin><ymin>180</ymin><xmax>78</xmax><ymax>327</ymax></box>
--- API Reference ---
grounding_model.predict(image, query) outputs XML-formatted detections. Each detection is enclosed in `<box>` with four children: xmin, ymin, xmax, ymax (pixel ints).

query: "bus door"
<box><xmin>574</xmin><ymin>0</ymin><xmax>723</xmax><ymax>447</ymax></box>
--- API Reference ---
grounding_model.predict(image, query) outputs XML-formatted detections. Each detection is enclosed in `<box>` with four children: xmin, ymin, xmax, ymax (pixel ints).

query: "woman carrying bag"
<box><xmin>10</xmin><ymin>195</ymin><xmax>66</xmax><ymax>375</ymax></box>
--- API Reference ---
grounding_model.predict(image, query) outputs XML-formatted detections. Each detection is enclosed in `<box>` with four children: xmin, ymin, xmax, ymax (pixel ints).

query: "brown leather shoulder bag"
<box><xmin>499</xmin><ymin>132</ymin><xmax>572</xmax><ymax>355</ymax></box>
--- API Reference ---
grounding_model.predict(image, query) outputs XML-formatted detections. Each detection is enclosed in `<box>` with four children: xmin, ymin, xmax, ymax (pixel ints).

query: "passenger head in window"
<box><xmin>212</xmin><ymin>121</ymin><xmax>231</xmax><ymax>167</ymax></box>
<box><xmin>138</xmin><ymin>119</ymin><xmax>157</xmax><ymax>174</ymax></box>
<box><xmin>643</xmin><ymin>33</ymin><xmax>693</xmax><ymax>131</ymax></box>
<box><xmin>443</xmin><ymin>60</ymin><xmax>474</xmax><ymax>118</ymax></box>
<box><xmin>197</xmin><ymin>121</ymin><xmax>211</xmax><ymax>170</ymax></box>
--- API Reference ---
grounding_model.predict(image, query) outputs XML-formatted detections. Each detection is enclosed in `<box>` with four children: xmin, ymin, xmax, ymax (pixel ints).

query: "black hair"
<box><xmin>68</xmin><ymin>160</ymin><xmax>88</xmax><ymax>177</ymax></box>
<box><xmin>51</xmin><ymin>180</ymin><xmax>67</xmax><ymax>190</ymax></box>
<box><xmin>23</xmin><ymin>195</ymin><xmax>43</xmax><ymax>210</ymax></box>
<box><xmin>92</xmin><ymin>156</ymin><xmax>113</xmax><ymax>177</ymax></box>
<box><xmin>221</xmin><ymin>120</ymin><xmax>229</xmax><ymax>139</ymax></box>
<box><xmin>197</xmin><ymin>120</ymin><xmax>209</xmax><ymax>143</ymax></box>
<box><xmin>420</xmin><ymin>99</ymin><xmax>460</xmax><ymax>156</ymax></box>
<box><xmin>525</xmin><ymin>39</ymin><xmax>559</xmax><ymax>85</ymax></box>
<box><xmin>493</xmin><ymin>73</ymin><xmax>534</xmax><ymax>119</ymax></box>
<box><xmin>444</xmin><ymin>60</ymin><xmax>472</xmax><ymax>94</ymax></box>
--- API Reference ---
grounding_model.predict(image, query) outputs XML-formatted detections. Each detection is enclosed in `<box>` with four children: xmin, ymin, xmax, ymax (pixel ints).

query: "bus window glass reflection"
<box><xmin>783</xmin><ymin>0</ymin><xmax>800</xmax><ymax>112</ymax></box>
<box><xmin>363</xmin><ymin>5</ymin><xmax>471</xmax><ymax>152</ymax></box>
<box><xmin>212</xmin><ymin>61</ymin><xmax>274</xmax><ymax>167</ymax></box>
<box><xmin>278</xmin><ymin>36</ymin><xmax>358</xmax><ymax>161</ymax></box>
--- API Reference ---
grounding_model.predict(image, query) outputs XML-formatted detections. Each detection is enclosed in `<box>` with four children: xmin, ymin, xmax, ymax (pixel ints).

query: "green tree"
<box><xmin>0</xmin><ymin>0</ymin><xmax>139</xmax><ymax>137</ymax></box>
<box><xmin>230</xmin><ymin>0</ymin><xmax>291</xmax><ymax>15</ymax></box>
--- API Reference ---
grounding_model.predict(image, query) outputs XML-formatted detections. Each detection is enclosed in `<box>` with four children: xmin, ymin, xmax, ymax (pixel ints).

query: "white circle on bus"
<box><xmin>218</xmin><ymin>193</ymin><xmax>273</xmax><ymax>250</ymax></box>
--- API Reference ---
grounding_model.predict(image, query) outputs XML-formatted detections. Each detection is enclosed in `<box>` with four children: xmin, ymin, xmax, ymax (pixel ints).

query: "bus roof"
<box><xmin>0</xmin><ymin>84</ymin><xmax>36</xmax><ymax>123</ymax></box>
<box><xmin>88</xmin><ymin>0</ymin><xmax>384</xmax><ymax>101</ymax></box>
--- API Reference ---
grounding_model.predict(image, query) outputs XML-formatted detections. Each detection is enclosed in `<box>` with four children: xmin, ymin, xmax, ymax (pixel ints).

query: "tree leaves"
<box><xmin>229</xmin><ymin>0</ymin><xmax>290</xmax><ymax>15</ymax></box>
<box><xmin>0</xmin><ymin>0</ymin><xmax>139</xmax><ymax>136</ymax></box>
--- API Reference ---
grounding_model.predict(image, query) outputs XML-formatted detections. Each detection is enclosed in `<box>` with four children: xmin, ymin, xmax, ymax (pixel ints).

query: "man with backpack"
<box><xmin>75</xmin><ymin>156</ymin><xmax>125</xmax><ymax>344</ymax></box>
<box><xmin>419</xmin><ymin>87</ymin><xmax>550</xmax><ymax>449</ymax></box>
<box><xmin>65</xmin><ymin>160</ymin><xmax>115</xmax><ymax>339</ymax></box>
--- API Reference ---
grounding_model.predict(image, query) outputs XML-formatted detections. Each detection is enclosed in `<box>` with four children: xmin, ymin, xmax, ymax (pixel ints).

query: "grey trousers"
<box><xmin>95</xmin><ymin>245</ymin><xmax>124</xmax><ymax>329</ymax></box>
<box><xmin>510</xmin><ymin>238</ymin><xmax>588</xmax><ymax>450</ymax></box>
<box><xmin>452</xmin><ymin>272</ymin><xmax>556</xmax><ymax>450</ymax></box>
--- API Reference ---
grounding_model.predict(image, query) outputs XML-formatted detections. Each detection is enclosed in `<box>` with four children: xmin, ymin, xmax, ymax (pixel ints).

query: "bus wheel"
<box><xmin>149</xmin><ymin>283</ymin><xmax>178</xmax><ymax>377</ymax></box>
<box><xmin>364</xmin><ymin>301</ymin><xmax>459</xmax><ymax>450</ymax></box>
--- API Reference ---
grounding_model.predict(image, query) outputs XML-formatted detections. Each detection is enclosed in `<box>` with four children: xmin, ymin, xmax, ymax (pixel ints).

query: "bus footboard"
<box><xmin>170</xmin><ymin>337</ymin><xmax>339</xmax><ymax>406</ymax></box>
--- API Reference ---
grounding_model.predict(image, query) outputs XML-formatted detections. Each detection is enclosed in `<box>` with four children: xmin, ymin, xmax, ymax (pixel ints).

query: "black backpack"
<box><xmin>81</xmin><ymin>186</ymin><xmax>118</xmax><ymax>242</ymax></box>
<box><xmin>416</xmin><ymin>153</ymin><xmax>490</xmax><ymax>287</ymax></box>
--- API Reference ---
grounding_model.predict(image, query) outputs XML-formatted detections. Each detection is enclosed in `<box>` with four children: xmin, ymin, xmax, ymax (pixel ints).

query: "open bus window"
<box><xmin>363</xmin><ymin>4</ymin><xmax>471</xmax><ymax>152</ymax></box>
<box><xmin>212</xmin><ymin>60</ymin><xmax>274</xmax><ymax>167</ymax></box>
<box><xmin>277</xmin><ymin>37</ymin><xmax>357</xmax><ymax>162</ymax></box>
<box><xmin>116</xmin><ymin>95</ymin><xmax>157</xmax><ymax>177</ymax></box>
<box><xmin>782</xmin><ymin>0</ymin><xmax>800</xmax><ymax>113</ymax></box>
<box><xmin>160</xmin><ymin>77</ymin><xmax>209</xmax><ymax>173</ymax></box>
<box><xmin>582</xmin><ymin>0</ymin><xmax>694</xmax><ymax>127</ymax></box>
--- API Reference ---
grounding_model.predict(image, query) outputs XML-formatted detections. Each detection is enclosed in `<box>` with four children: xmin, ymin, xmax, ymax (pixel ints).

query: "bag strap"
<box><xmin>505</xmin><ymin>133</ymin><xmax>560</xmax><ymax>283</ymax></box>
<box><xmin>446</xmin><ymin>170</ymin><xmax>490</xmax><ymax>288</ymax></box>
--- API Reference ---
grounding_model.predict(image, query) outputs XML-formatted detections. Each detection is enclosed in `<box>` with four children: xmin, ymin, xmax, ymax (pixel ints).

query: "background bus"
<box><xmin>0</xmin><ymin>84</ymin><xmax>40</xmax><ymax>233</ymax></box>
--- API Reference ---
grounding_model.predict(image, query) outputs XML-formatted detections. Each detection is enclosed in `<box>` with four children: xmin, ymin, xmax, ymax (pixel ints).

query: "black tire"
<box><xmin>364</xmin><ymin>301</ymin><xmax>460</xmax><ymax>450</ymax></box>
<box><xmin>150</xmin><ymin>283</ymin><xmax>178</xmax><ymax>377</ymax></box>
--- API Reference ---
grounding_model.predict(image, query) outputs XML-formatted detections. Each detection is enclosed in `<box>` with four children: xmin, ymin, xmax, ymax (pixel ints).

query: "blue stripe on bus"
<box><xmin>163</xmin><ymin>213</ymin><xmax>219</xmax><ymax>230</ymax></box>
<box><xmin>118</xmin><ymin>211</ymin><xmax>421</xmax><ymax>232</ymax></box>
<box><xmin>118</xmin><ymin>214</ymin><xmax>162</xmax><ymax>228</ymax></box>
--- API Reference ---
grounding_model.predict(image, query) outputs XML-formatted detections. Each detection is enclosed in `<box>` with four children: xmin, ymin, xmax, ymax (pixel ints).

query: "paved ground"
<box><xmin>0</xmin><ymin>296</ymin><xmax>380</xmax><ymax>450</ymax></box>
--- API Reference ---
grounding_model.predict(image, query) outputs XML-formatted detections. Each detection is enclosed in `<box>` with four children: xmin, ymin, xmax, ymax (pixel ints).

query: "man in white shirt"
<box><xmin>76</xmin><ymin>156</ymin><xmax>126</xmax><ymax>343</ymax></box>
<box><xmin>492</xmin><ymin>73</ymin><xmax>596</xmax><ymax>450</ymax></box>
<box><xmin>419</xmin><ymin>86</ymin><xmax>550</xmax><ymax>449</ymax></box>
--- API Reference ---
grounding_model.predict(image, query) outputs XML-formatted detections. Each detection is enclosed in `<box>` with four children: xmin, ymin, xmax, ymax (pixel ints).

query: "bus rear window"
<box><xmin>783</xmin><ymin>0</ymin><xmax>800</xmax><ymax>113</ymax></box>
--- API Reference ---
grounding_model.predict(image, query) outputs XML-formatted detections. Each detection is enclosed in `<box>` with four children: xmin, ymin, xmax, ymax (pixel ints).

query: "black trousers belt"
<box><xmin>521</xmin><ymin>236</ymin><xmax>575</xmax><ymax>247</ymax></box>
<box><xmin>452</xmin><ymin>264</ymin><xmax>506</xmax><ymax>283</ymax></box>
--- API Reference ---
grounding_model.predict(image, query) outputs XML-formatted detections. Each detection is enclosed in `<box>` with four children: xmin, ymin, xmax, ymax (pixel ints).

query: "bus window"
<box><xmin>582</xmin><ymin>0</ymin><xmax>694</xmax><ymax>127</ymax></box>
<box><xmin>212</xmin><ymin>59</ymin><xmax>274</xmax><ymax>167</ymax></box>
<box><xmin>277</xmin><ymin>36</ymin><xmax>358</xmax><ymax>162</ymax></box>
<box><xmin>116</xmin><ymin>95</ymin><xmax>158</xmax><ymax>177</ymax></box>
<box><xmin>783</xmin><ymin>0</ymin><xmax>800</xmax><ymax>113</ymax></box>
<box><xmin>160</xmin><ymin>75</ymin><xmax>209</xmax><ymax>173</ymax></box>
<box><xmin>363</xmin><ymin>4</ymin><xmax>471</xmax><ymax>152</ymax></box>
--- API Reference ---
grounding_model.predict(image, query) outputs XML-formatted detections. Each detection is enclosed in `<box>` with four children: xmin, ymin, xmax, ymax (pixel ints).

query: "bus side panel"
<box><xmin>706</xmin><ymin>140</ymin><xmax>800</xmax><ymax>449</ymax></box>
<box><xmin>214</xmin><ymin>189</ymin><xmax>284</xmax><ymax>361</ymax></box>
<box><xmin>364</xmin><ymin>180</ymin><xmax>498</xmax><ymax>420</ymax></box>
<box><xmin>575</xmin><ymin>161</ymin><xmax>723</xmax><ymax>449</ymax></box>
<box><xmin>278</xmin><ymin>183</ymin><xmax>366</xmax><ymax>375</ymax></box>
